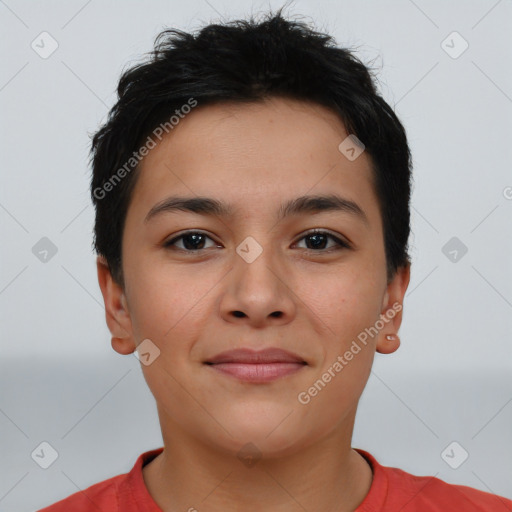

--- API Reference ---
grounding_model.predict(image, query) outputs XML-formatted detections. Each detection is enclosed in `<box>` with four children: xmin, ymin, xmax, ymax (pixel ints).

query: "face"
<box><xmin>97</xmin><ymin>96</ymin><xmax>410</xmax><ymax>458</ymax></box>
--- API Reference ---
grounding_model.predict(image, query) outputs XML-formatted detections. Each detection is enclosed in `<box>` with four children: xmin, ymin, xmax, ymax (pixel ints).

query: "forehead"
<box><xmin>126</xmin><ymin>97</ymin><xmax>380</xmax><ymax>229</ymax></box>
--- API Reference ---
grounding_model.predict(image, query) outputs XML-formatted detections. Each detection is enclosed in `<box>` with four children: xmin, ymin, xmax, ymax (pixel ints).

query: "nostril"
<box><xmin>233</xmin><ymin>311</ymin><xmax>245</xmax><ymax>318</ymax></box>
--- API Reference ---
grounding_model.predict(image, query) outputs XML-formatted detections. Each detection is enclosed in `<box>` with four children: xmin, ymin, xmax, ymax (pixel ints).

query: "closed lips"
<box><xmin>205</xmin><ymin>348</ymin><xmax>307</xmax><ymax>365</ymax></box>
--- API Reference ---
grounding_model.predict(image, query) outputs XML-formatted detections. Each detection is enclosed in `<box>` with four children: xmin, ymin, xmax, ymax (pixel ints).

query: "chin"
<box><xmin>207</xmin><ymin>415</ymin><xmax>309</xmax><ymax>459</ymax></box>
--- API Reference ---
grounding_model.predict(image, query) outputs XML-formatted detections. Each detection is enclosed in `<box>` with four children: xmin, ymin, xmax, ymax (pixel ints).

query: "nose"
<box><xmin>219</xmin><ymin>244</ymin><xmax>297</xmax><ymax>328</ymax></box>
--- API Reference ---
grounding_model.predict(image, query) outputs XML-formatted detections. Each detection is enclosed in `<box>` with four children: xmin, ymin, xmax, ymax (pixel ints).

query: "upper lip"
<box><xmin>205</xmin><ymin>348</ymin><xmax>306</xmax><ymax>365</ymax></box>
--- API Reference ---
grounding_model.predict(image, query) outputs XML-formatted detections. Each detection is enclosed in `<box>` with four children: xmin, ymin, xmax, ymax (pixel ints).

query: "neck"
<box><xmin>142</xmin><ymin>410</ymin><xmax>373</xmax><ymax>512</ymax></box>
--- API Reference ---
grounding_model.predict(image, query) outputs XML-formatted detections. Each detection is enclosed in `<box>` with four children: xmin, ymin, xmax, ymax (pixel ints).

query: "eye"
<box><xmin>294</xmin><ymin>229</ymin><xmax>351</xmax><ymax>252</ymax></box>
<box><xmin>163</xmin><ymin>231</ymin><xmax>219</xmax><ymax>251</ymax></box>
<box><xmin>163</xmin><ymin>229</ymin><xmax>352</xmax><ymax>253</ymax></box>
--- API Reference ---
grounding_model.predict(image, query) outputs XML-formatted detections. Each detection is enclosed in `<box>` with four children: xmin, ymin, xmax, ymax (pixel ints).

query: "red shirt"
<box><xmin>38</xmin><ymin>447</ymin><xmax>512</xmax><ymax>511</ymax></box>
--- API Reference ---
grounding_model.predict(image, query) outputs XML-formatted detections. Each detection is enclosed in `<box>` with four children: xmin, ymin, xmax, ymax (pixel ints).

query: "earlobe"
<box><xmin>376</xmin><ymin>263</ymin><xmax>410</xmax><ymax>355</ymax></box>
<box><xmin>111</xmin><ymin>335</ymin><xmax>136</xmax><ymax>355</ymax></box>
<box><xmin>96</xmin><ymin>256</ymin><xmax>136</xmax><ymax>356</ymax></box>
<box><xmin>376</xmin><ymin>333</ymin><xmax>400</xmax><ymax>354</ymax></box>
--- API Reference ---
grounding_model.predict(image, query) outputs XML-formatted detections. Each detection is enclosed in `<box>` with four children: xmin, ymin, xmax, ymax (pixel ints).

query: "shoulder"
<box><xmin>37</xmin><ymin>474</ymin><xmax>122</xmax><ymax>511</ymax></box>
<box><xmin>387</xmin><ymin>466</ymin><xmax>512</xmax><ymax>510</ymax></box>
<box><xmin>355</xmin><ymin>449</ymin><xmax>512</xmax><ymax>511</ymax></box>
<box><xmin>37</xmin><ymin>447</ymin><xmax>164</xmax><ymax>512</ymax></box>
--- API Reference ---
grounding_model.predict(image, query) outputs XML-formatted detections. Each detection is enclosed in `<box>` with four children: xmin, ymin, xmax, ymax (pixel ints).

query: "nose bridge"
<box><xmin>234</xmin><ymin>234</ymin><xmax>281</xmax><ymax>295</ymax></box>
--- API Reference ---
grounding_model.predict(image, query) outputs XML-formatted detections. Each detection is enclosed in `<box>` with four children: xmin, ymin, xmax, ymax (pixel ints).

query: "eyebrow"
<box><xmin>144</xmin><ymin>194</ymin><xmax>369</xmax><ymax>226</ymax></box>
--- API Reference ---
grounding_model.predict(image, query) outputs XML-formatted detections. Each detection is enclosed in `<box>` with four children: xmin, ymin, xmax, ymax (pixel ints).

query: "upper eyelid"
<box><xmin>165</xmin><ymin>229</ymin><xmax>350</xmax><ymax>248</ymax></box>
<box><xmin>165</xmin><ymin>230</ymin><xmax>220</xmax><ymax>245</ymax></box>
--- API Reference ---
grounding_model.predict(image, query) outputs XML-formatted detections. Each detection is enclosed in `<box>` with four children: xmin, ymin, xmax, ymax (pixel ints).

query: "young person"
<box><xmin>39</xmin><ymin>8</ymin><xmax>512</xmax><ymax>512</ymax></box>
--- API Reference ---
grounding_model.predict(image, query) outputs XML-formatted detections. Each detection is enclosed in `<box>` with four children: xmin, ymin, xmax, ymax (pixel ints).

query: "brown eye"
<box><xmin>164</xmin><ymin>231</ymin><xmax>218</xmax><ymax>251</ymax></box>
<box><xmin>295</xmin><ymin>230</ymin><xmax>351</xmax><ymax>251</ymax></box>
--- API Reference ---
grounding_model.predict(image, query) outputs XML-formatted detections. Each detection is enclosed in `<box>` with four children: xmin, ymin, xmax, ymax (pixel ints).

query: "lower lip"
<box><xmin>206</xmin><ymin>362</ymin><xmax>306</xmax><ymax>382</ymax></box>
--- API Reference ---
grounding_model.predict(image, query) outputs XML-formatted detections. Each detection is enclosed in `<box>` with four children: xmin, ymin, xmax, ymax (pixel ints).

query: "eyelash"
<box><xmin>163</xmin><ymin>229</ymin><xmax>352</xmax><ymax>254</ymax></box>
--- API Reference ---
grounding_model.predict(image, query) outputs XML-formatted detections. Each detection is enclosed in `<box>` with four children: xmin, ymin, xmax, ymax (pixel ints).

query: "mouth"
<box><xmin>204</xmin><ymin>347</ymin><xmax>307</xmax><ymax>383</ymax></box>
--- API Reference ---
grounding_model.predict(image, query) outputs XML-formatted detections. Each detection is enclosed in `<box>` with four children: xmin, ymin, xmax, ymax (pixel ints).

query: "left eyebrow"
<box><xmin>144</xmin><ymin>194</ymin><xmax>369</xmax><ymax>227</ymax></box>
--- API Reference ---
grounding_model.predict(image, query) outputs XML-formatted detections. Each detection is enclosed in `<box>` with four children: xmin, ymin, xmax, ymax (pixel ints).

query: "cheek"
<box><xmin>125</xmin><ymin>262</ymin><xmax>215</xmax><ymax>350</ymax></box>
<box><xmin>299</xmin><ymin>266</ymin><xmax>384</xmax><ymax>344</ymax></box>
<box><xmin>299</xmin><ymin>277</ymin><xmax>379</xmax><ymax>423</ymax></box>
<box><xmin>317</xmin><ymin>269</ymin><xmax>383</xmax><ymax>400</ymax></box>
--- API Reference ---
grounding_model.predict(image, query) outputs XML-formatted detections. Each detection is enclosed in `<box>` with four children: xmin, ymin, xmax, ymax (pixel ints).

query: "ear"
<box><xmin>376</xmin><ymin>264</ymin><xmax>411</xmax><ymax>355</ymax></box>
<box><xmin>96</xmin><ymin>255</ymin><xmax>136</xmax><ymax>355</ymax></box>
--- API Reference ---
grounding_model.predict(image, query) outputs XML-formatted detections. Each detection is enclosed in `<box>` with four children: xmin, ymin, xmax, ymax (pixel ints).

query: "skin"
<box><xmin>97</xmin><ymin>96</ymin><xmax>410</xmax><ymax>512</ymax></box>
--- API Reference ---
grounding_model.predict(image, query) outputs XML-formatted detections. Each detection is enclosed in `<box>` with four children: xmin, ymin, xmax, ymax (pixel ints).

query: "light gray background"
<box><xmin>1</xmin><ymin>0</ymin><xmax>511</xmax><ymax>510</ymax></box>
